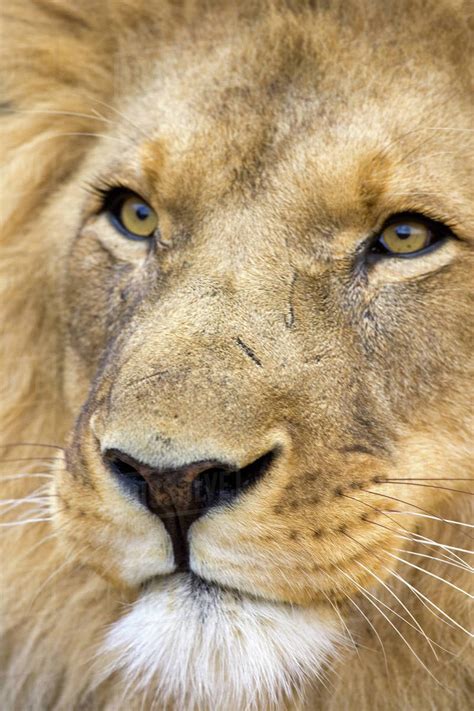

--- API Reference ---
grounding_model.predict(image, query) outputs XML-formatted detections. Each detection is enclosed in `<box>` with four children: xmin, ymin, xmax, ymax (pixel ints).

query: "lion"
<box><xmin>0</xmin><ymin>0</ymin><xmax>472</xmax><ymax>709</ymax></box>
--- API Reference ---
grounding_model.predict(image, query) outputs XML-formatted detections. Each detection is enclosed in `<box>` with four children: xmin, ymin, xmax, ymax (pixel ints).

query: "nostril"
<box><xmin>104</xmin><ymin>450</ymin><xmax>148</xmax><ymax>501</ymax></box>
<box><xmin>104</xmin><ymin>446</ymin><xmax>277</xmax><ymax>513</ymax></box>
<box><xmin>193</xmin><ymin>448</ymin><xmax>277</xmax><ymax>509</ymax></box>
<box><xmin>239</xmin><ymin>449</ymin><xmax>276</xmax><ymax>489</ymax></box>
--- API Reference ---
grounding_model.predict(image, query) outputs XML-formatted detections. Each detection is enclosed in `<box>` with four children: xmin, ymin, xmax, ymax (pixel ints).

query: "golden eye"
<box><xmin>380</xmin><ymin>220</ymin><xmax>431</xmax><ymax>254</ymax></box>
<box><xmin>372</xmin><ymin>215</ymin><xmax>450</xmax><ymax>258</ymax></box>
<box><xmin>105</xmin><ymin>190</ymin><xmax>158</xmax><ymax>239</ymax></box>
<box><xmin>119</xmin><ymin>196</ymin><xmax>158</xmax><ymax>237</ymax></box>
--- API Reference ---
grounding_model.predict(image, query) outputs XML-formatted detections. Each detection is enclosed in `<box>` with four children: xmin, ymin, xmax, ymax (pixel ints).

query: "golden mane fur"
<box><xmin>0</xmin><ymin>1</ymin><xmax>472</xmax><ymax>709</ymax></box>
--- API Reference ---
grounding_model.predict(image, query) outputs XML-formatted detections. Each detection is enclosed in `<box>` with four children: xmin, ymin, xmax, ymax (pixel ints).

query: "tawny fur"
<box><xmin>0</xmin><ymin>1</ymin><xmax>472</xmax><ymax>710</ymax></box>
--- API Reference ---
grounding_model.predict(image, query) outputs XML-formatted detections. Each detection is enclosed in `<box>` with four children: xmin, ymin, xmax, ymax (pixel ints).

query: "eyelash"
<box><xmin>85</xmin><ymin>180</ymin><xmax>130</xmax><ymax>211</ymax></box>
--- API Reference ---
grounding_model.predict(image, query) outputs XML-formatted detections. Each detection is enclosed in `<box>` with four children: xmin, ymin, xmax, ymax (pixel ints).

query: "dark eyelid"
<box><xmin>84</xmin><ymin>181</ymin><xmax>128</xmax><ymax>212</ymax></box>
<box><xmin>101</xmin><ymin>186</ymin><xmax>138</xmax><ymax>212</ymax></box>
<box><xmin>86</xmin><ymin>182</ymin><xmax>154</xmax><ymax>218</ymax></box>
<box><xmin>379</xmin><ymin>211</ymin><xmax>454</xmax><ymax>235</ymax></box>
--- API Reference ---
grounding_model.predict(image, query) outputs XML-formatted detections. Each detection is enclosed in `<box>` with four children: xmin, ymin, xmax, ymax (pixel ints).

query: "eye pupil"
<box><xmin>135</xmin><ymin>204</ymin><xmax>150</xmax><ymax>221</ymax></box>
<box><xmin>394</xmin><ymin>224</ymin><xmax>411</xmax><ymax>240</ymax></box>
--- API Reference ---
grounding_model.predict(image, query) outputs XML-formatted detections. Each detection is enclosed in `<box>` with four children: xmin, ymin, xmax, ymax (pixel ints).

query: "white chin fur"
<box><xmin>98</xmin><ymin>575</ymin><xmax>339</xmax><ymax>710</ymax></box>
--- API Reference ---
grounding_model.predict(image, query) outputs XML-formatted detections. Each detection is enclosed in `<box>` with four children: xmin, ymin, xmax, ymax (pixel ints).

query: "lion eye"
<box><xmin>107</xmin><ymin>191</ymin><xmax>158</xmax><ymax>239</ymax></box>
<box><xmin>372</xmin><ymin>216</ymin><xmax>448</xmax><ymax>258</ymax></box>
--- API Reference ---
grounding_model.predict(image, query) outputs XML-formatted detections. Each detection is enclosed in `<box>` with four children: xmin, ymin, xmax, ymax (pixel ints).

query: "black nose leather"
<box><xmin>104</xmin><ymin>448</ymin><xmax>275</xmax><ymax>569</ymax></box>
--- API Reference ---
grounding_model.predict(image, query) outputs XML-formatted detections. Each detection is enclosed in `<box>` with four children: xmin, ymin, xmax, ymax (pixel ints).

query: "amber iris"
<box><xmin>117</xmin><ymin>195</ymin><xmax>158</xmax><ymax>238</ymax></box>
<box><xmin>379</xmin><ymin>220</ymin><xmax>433</xmax><ymax>255</ymax></box>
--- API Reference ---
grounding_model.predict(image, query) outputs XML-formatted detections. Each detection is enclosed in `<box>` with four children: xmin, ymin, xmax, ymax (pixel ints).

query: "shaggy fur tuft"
<box><xmin>100</xmin><ymin>576</ymin><xmax>339</xmax><ymax>710</ymax></box>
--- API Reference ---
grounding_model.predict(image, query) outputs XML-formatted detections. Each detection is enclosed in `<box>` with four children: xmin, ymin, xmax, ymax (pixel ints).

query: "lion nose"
<box><xmin>103</xmin><ymin>448</ymin><xmax>275</xmax><ymax>569</ymax></box>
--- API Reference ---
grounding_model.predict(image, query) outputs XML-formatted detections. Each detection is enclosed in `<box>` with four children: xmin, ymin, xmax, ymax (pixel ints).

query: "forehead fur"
<box><xmin>82</xmin><ymin>0</ymin><xmax>471</xmax><ymax>234</ymax></box>
<box><xmin>1</xmin><ymin>0</ymin><xmax>472</xmax><ymax>243</ymax></box>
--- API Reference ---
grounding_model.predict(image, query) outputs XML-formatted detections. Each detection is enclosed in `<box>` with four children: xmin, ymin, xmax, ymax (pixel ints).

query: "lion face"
<box><xmin>19</xmin><ymin>1</ymin><xmax>470</xmax><ymax>707</ymax></box>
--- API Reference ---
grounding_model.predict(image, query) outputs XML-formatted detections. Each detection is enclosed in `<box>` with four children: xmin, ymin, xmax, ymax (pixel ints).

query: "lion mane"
<box><xmin>0</xmin><ymin>1</ymin><xmax>472</xmax><ymax>710</ymax></box>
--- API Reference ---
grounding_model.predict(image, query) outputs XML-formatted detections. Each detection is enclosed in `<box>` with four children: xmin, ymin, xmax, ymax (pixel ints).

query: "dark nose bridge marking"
<box><xmin>235</xmin><ymin>337</ymin><xmax>263</xmax><ymax>367</ymax></box>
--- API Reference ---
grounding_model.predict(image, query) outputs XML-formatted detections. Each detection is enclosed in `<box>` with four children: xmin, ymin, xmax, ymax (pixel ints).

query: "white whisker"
<box><xmin>385</xmin><ymin>566</ymin><xmax>471</xmax><ymax>637</ymax></box>
<box><xmin>0</xmin><ymin>473</ymin><xmax>54</xmax><ymax>482</ymax></box>
<box><xmin>344</xmin><ymin>492</ymin><xmax>470</xmax><ymax>570</ymax></box>
<box><xmin>0</xmin><ymin>517</ymin><xmax>52</xmax><ymax>527</ymax></box>
<box><xmin>362</xmin><ymin>490</ymin><xmax>474</xmax><ymax>543</ymax></box>
<box><xmin>387</xmin><ymin>511</ymin><xmax>474</xmax><ymax>529</ymax></box>
<box><xmin>0</xmin><ymin>497</ymin><xmax>49</xmax><ymax>513</ymax></box>
<box><xmin>46</xmin><ymin>131</ymin><xmax>133</xmax><ymax>147</ymax></box>
<box><xmin>346</xmin><ymin>595</ymin><xmax>389</xmax><ymax>672</ymax></box>
<box><xmin>28</xmin><ymin>550</ymin><xmax>84</xmax><ymax>605</ymax></box>
<box><xmin>0</xmin><ymin>442</ymin><xmax>62</xmax><ymax>450</ymax></box>
<box><xmin>392</xmin><ymin>548</ymin><xmax>472</xmax><ymax>573</ymax></box>
<box><xmin>355</xmin><ymin>560</ymin><xmax>439</xmax><ymax>660</ymax></box>
<box><xmin>388</xmin><ymin>553</ymin><xmax>473</xmax><ymax>600</ymax></box>
<box><xmin>8</xmin><ymin>108</ymin><xmax>118</xmax><ymax>127</ymax></box>
<box><xmin>337</xmin><ymin>566</ymin><xmax>440</xmax><ymax>683</ymax></box>
<box><xmin>320</xmin><ymin>590</ymin><xmax>359</xmax><ymax>655</ymax></box>
<box><xmin>367</xmin><ymin>517</ymin><xmax>473</xmax><ymax>565</ymax></box>
<box><xmin>86</xmin><ymin>97</ymin><xmax>149</xmax><ymax>138</ymax></box>
<box><xmin>419</xmin><ymin>126</ymin><xmax>474</xmax><ymax>132</ymax></box>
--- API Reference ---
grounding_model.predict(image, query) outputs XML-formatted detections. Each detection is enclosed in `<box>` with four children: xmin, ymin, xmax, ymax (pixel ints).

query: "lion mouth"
<box><xmin>141</xmin><ymin>571</ymin><xmax>241</xmax><ymax>605</ymax></box>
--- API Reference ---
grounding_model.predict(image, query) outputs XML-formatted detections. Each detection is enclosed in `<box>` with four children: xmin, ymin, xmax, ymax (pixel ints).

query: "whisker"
<box><xmin>336</xmin><ymin>566</ymin><xmax>440</xmax><ymax>683</ymax></box>
<box><xmin>0</xmin><ymin>443</ymin><xmax>63</xmax><ymax>450</ymax></box>
<box><xmin>409</xmin><ymin>535</ymin><xmax>473</xmax><ymax>557</ymax></box>
<box><xmin>14</xmin><ymin>130</ymin><xmax>133</xmax><ymax>150</ymax></box>
<box><xmin>0</xmin><ymin>517</ymin><xmax>52</xmax><ymax>527</ymax></box>
<box><xmin>0</xmin><ymin>491</ymin><xmax>50</xmax><ymax>501</ymax></box>
<box><xmin>384</xmin><ymin>568</ymin><xmax>458</xmax><ymax>633</ymax></box>
<box><xmin>340</xmin><ymin>528</ymin><xmax>446</xmax><ymax>658</ymax></box>
<box><xmin>386</xmin><ymin>478</ymin><xmax>473</xmax><ymax>482</ymax></box>
<box><xmin>342</xmin><ymin>492</ymin><xmax>469</xmax><ymax>567</ymax></box>
<box><xmin>384</xmin><ymin>566</ymin><xmax>471</xmax><ymax>637</ymax></box>
<box><xmin>0</xmin><ymin>473</ymin><xmax>55</xmax><ymax>482</ymax></box>
<box><xmin>52</xmin><ymin>131</ymin><xmax>133</xmax><ymax>146</ymax></box>
<box><xmin>387</xmin><ymin>553</ymin><xmax>473</xmax><ymax>601</ymax></box>
<box><xmin>9</xmin><ymin>108</ymin><xmax>118</xmax><ymax>127</ymax></box>
<box><xmin>320</xmin><ymin>590</ymin><xmax>360</xmax><ymax>655</ymax></box>
<box><xmin>0</xmin><ymin>483</ymin><xmax>50</xmax><ymax>500</ymax></box>
<box><xmin>354</xmin><ymin>560</ymin><xmax>439</xmax><ymax>660</ymax></box>
<box><xmin>9</xmin><ymin>528</ymin><xmax>72</xmax><ymax>571</ymax></box>
<box><xmin>416</xmin><ymin>126</ymin><xmax>474</xmax><ymax>132</ymax></box>
<box><xmin>28</xmin><ymin>544</ymin><xmax>89</xmax><ymax>606</ymax></box>
<box><xmin>392</xmin><ymin>548</ymin><xmax>472</xmax><ymax>573</ymax></box>
<box><xmin>0</xmin><ymin>457</ymin><xmax>59</xmax><ymax>464</ymax></box>
<box><xmin>10</xmin><ymin>90</ymin><xmax>149</xmax><ymax>138</ymax></box>
<box><xmin>381</xmin><ymin>482</ymin><xmax>473</xmax><ymax>496</ymax></box>
<box><xmin>346</xmin><ymin>595</ymin><xmax>390</xmax><ymax>672</ymax></box>
<box><xmin>401</xmin><ymin>151</ymin><xmax>457</xmax><ymax>169</ymax></box>
<box><xmin>367</xmin><ymin>518</ymin><xmax>474</xmax><ymax>558</ymax></box>
<box><xmin>360</xmin><ymin>489</ymin><xmax>474</xmax><ymax>542</ymax></box>
<box><xmin>86</xmin><ymin>97</ymin><xmax>149</xmax><ymax>138</ymax></box>
<box><xmin>0</xmin><ymin>495</ymin><xmax>49</xmax><ymax>508</ymax></box>
<box><xmin>386</xmin><ymin>511</ymin><xmax>474</xmax><ymax>530</ymax></box>
<box><xmin>435</xmin><ymin>548</ymin><xmax>472</xmax><ymax>570</ymax></box>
